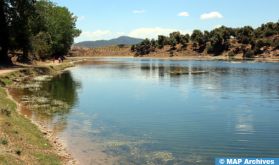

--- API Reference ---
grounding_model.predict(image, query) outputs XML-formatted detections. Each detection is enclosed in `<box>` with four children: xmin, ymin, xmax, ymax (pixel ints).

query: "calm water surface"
<box><xmin>21</xmin><ymin>58</ymin><xmax>279</xmax><ymax>164</ymax></box>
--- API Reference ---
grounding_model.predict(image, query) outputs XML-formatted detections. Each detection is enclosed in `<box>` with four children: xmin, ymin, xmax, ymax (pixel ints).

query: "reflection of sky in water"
<box><xmin>38</xmin><ymin>58</ymin><xmax>279</xmax><ymax>164</ymax></box>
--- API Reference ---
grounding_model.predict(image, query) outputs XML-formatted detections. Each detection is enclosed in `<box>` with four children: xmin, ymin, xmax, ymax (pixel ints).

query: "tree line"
<box><xmin>0</xmin><ymin>0</ymin><xmax>81</xmax><ymax>65</ymax></box>
<box><xmin>131</xmin><ymin>21</ymin><xmax>279</xmax><ymax>57</ymax></box>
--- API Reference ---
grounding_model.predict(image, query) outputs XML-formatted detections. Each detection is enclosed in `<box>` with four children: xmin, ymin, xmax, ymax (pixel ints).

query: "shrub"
<box><xmin>272</xmin><ymin>38</ymin><xmax>279</xmax><ymax>49</ymax></box>
<box><xmin>1</xmin><ymin>138</ymin><xmax>8</xmax><ymax>145</ymax></box>
<box><xmin>0</xmin><ymin>108</ymin><xmax>11</xmax><ymax>117</ymax></box>
<box><xmin>244</xmin><ymin>50</ymin><xmax>255</xmax><ymax>58</ymax></box>
<box><xmin>16</xmin><ymin>149</ymin><xmax>22</xmax><ymax>156</ymax></box>
<box><xmin>228</xmin><ymin>51</ymin><xmax>236</xmax><ymax>57</ymax></box>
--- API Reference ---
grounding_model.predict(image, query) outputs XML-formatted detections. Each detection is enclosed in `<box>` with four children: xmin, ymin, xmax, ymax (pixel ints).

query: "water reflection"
<box><xmin>41</xmin><ymin>71</ymin><xmax>80</xmax><ymax>112</ymax></box>
<box><xmin>62</xmin><ymin>59</ymin><xmax>279</xmax><ymax>164</ymax></box>
<box><xmin>12</xmin><ymin>58</ymin><xmax>279</xmax><ymax>164</ymax></box>
<box><xmin>12</xmin><ymin>71</ymin><xmax>80</xmax><ymax>132</ymax></box>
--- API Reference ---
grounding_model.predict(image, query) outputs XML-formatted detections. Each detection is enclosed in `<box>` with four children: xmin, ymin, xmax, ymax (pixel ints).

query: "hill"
<box><xmin>70</xmin><ymin>45</ymin><xmax>133</xmax><ymax>57</ymax></box>
<box><xmin>131</xmin><ymin>21</ymin><xmax>279</xmax><ymax>60</ymax></box>
<box><xmin>74</xmin><ymin>36</ymin><xmax>143</xmax><ymax>48</ymax></box>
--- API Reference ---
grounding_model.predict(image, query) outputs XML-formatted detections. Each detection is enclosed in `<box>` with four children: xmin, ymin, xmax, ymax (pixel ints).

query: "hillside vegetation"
<box><xmin>131</xmin><ymin>21</ymin><xmax>279</xmax><ymax>59</ymax></box>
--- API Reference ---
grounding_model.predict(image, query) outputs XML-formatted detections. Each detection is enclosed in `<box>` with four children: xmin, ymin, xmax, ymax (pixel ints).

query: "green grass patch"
<box><xmin>34</xmin><ymin>153</ymin><xmax>61</xmax><ymax>165</ymax></box>
<box><xmin>0</xmin><ymin>138</ymin><xmax>8</xmax><ymax>145</ymax></box>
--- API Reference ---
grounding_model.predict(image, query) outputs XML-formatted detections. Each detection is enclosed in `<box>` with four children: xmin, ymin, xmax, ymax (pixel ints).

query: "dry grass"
<box><xmin>71</xmin><ymin>45</ymin><xmax>133</xmax><ymax>57</ymax></box>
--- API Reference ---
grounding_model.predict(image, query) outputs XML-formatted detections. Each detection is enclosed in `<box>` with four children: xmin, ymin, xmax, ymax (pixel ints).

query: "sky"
<box><xmin>52</xmin><ymin>0</ymin><xmax>279</xmax><ymax>42</ymax></box>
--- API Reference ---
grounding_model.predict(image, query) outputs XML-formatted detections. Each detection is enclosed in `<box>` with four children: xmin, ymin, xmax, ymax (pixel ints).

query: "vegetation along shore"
<box><xmin>0</xmin><ymin>61</ymin><xmax>79</xmax><ymax>164</ymax></box>
<box><xmin>0</xmin><ymin>0</ymin><xmax>80</xmax><ymax>164</ymax></box>
<box><xmin>71</xmin><ymin>21</ymin><xmax>279</xmax><ymax>62</ymax></box>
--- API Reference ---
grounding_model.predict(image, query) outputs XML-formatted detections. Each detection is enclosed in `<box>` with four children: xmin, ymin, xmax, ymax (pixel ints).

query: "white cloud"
<box><xmin>74</xmin><ymin>27</ymin><xmax>191</xmax><ymax>42</ymax></box>
<box><xmin>128</xmin><ymin>27</ymin><xmax>190</xmax><ymax>39</ymax></box>
<box><xmin>178</xmin><ymin>12</ymin><xmax>189</xmax><ymax>17</ymax></box>
<box><xmin>76</xmin><ymin>30</ymin><xmax>112</xmax><ymax>42</ymax></box>
<box><xmin>133</xmin><ymin>9</ymin><xmax>146</xmax><ymax>14</ymax></box>
<box><xmin>200</xmin><ymin>11</ymin><xmax>223</xmax><ymax>20</ymax></box>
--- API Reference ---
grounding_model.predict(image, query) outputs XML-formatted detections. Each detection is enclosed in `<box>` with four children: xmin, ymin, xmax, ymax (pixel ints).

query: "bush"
<box><xmin>272</xmin><ymin>38</ymin><xmax>279</xmax><ymax>49</ymax></box>
<box><xmin>1</xmin><ymin>138</ymin><xmax>8</xmax><ymax>145</ymax></box>
<box><xmin>244</xmin><ymin>50</ymin><xmax>255</xmax><ymax>58</ymax></box>
<box><xmin>16</xmin><ymin>149</ymin><xmax>22</xmax><ymax>156</ymax></box>
<box><xmin>0</xmin><ymin>108</ymin><xmax>11</xmax><ymax>117</ymax></box>
<box><xmin>206</xmin><ymin>45</ymin><xmax>214</xmax><ymax>54</ymax></box>
<box><xmin>228</xmin><ymin>51</ymin><xmax>236</xmax><ymax>57</ymax></box>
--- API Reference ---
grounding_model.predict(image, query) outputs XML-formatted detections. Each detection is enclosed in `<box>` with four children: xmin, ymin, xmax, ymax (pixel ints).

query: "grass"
<box><xmin>34</xmin><ymin>153</ymin><xmax>61</xmax><ymax>165</ymax></box>
<box><xmin>0</xmin><ymin>63</ymin><xmax>74</xmax><ymax>165</ymax></box>
<box><xmin>0</xmin><ymin>86</ymin><xmax>61</xmax><ymax>164</ymax></box>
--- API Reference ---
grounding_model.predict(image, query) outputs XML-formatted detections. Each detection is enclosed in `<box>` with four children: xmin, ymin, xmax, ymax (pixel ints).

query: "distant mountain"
<box><xmin>74</xmin><ymin>36</ymin><xmax>144</xmax><ymax>48</ymax></box>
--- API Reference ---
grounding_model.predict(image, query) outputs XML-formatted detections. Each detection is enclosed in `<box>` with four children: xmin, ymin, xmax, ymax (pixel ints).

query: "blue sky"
<box><xmin>52</xmin><ymin>0</ymin><xmax>279</xmax><ymax>42</ymax></box>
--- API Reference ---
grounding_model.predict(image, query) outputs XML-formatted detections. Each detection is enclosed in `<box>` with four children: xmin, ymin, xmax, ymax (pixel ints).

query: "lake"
<box><xmin>17</xmin><ymin>58</ymin><xmax>279</xmax><ymax>164</ymax></box>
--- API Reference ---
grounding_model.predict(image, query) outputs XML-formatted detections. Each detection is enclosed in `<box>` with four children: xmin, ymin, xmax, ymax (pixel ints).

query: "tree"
<box><xmin>169</xmin><ymin>31</ymin><xmax>181</xmax><ymax>44</ymax></box>
<box><xmin>169</xmin><ymin>37</ymin><xmax>177</xmax><ymax>50</ymax></box>
<box><xmin>207</xmin><ymin>32</ymin><xmax>224</xmax><ymax>55</ymax></box>
<box><xmin>30</xmin><ymin>1</ymin><xmax>80</xmax><ymax>59</ymax></box>
<box><xmin>150</xmin><ymin>39</ymin><xmax>157</xmax><ymax>52</ymax></box>
<box><xmin>207</xmin><ymin>26</ymin><xmax>234</xmax><ymax>55</ymax></box>
<box><xmin>236</xmin><ymin>26</ymin><xmax>254</xmax><ymax>44</ymax></box>
<box><xmin>0</xmin><ymin>0</ymin><xmax>12</xmax><ymax>64</ymax></box>
<box><xmin>0</xmin><ymin>0</ymin><xmax>35</xmax><ymax>64</ymax></box>
<box><xmin>0</xmin><ymin>0</ymin><xmax>80</xmax><ymax>64</ymax></box>
<box><xmin>180</xmin><ymin>34</ymin><xmax>190</xmax><ymax>48</ymax></box>
<box><xmin>190</xmin><ymin>30</ymin><xmax>207</xmax><ymax>52</ymax></box>
<box><xmin>255</xmin><ymin>22</ymin><xmax>279</xmax><ymax>38</ymax></box>
<box><xmin>31</xmin><ymin>32</ymin><xmax>53</xmax><ymax>59</ymax></box>
<box><xmin>157</xmin><ymin>35</ymin><xmax>168</xmax><ymax>49</ymax></box>
<box><xmin>35</xmin><ymin>1</ymin><xmax>80</xmax><ymax>56</ymax></box>
<box><xmin>131</xmin><ymin>45</ymin><xmax>136</xmax><ymax>52</ymax></box>
<box><xmin>134</xmin><ymin>39</ymin><xmax>152</xmax><ymax>56</ymax></box>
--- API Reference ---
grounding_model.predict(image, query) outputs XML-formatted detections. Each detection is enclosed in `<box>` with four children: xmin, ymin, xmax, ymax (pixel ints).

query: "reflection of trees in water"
<box><xmin>41</xmin><ymin>71</ymin><xmax>80</xmax><ymax>109</ymax></box>
<box><xmin>138</xmin><ymin>61</ymin><xmax>279</xmax><ymax>98</ymax></box>
<box><xmin>18</xmin><ymin>71</ymin><xmax>80</xmax><ymax>133</ymax></box>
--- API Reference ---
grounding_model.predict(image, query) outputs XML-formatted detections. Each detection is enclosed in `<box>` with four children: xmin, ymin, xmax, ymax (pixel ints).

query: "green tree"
<box><xmin>131</xmin><ymin>45</ymin><xmax>136</xmax><ymax>52</ymax></box>
<box><xmin>169</xmin><ymin>37</ymin><xmax>177</xmax><ymax>50</ymax></box>
<box><xmin>34</xmin><ymin>1</ymin><xmax>81</xmax><ymax>56</ymax></box>
<box><xmin>255</xmin><ymin>22</ymin><xmax>279</xmax><ymax>38</ymax></box>
<box><xmin>150</xmin><ymin>39</ymin><xmax>157</xmax><ymax>52</ymax></box>
<box><xmin>0</xmin><ymin>0</ymin><xmax>35</xmax><ymax>64</ymax></box>
<box><xmin>0</xmin><ymin>0</ymin><xmax>11</xmax><ymax>64</ymax></box>
<box><xmin>169</xmin><ymin>31</ymin><xmax>181</xmax><ymax>44</ymax></box>
<box><xmin>157</xmin><ymin>35</ymin><xmax>168</xmax><ymax>49</ymax></box>
<box><xmin>180</xmin><ymin>34</ymin><xmax>190</xmax><ymax>48</ymax></box>
<box><xmin>134</xmin><ymin>39</ymin><xmax>152</xmax><ymax>56</ymax></box>
<box><xmin>31</xmin><ymin>32</ymin><xmax>53</xmax><ymax>59</ymax></box>
<box><xmin>236</xmin><ymin>26</ymin><xmax>254</xmax><ymax>44</ymax></box>
<box><xmin>190</xmin><ymin>30</ymin><xmax>207</xmax><ymax>52</ymax></box>
<box><xmin>10</xmin><ymin>0</ymin><xmax>35</xmax><ymax>62</ymax></box>
<box><xmin>0</xmin><ymin>0</ymin><xmax>80</xmax><ymax>64</ymax></box>
<box><xmin>207</xmin><ymin>32</ymin><xmax>224</xmax><ymax>54</ymax></box>
<box><xmin>207</xmin><ymin>26</ymin><xmax>234</xmax><ymax>55</ymax></box>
